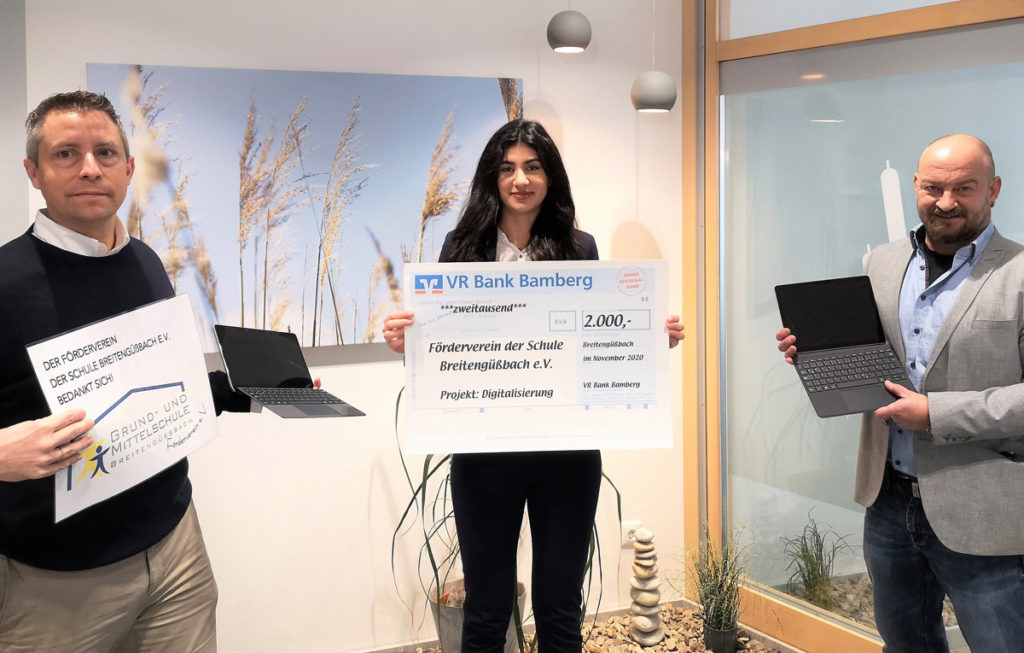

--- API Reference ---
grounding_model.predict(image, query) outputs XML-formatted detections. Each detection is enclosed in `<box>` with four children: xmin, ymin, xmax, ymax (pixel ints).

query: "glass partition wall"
<box><xmin>719</xmin><ymin>16</ymin><xmax>1024</xmax><ymax>645</ymax></box>
<box><xmin>720</xmin><ymin>0</ymin><xmax>950</xmax><ymax>39</ymax></box>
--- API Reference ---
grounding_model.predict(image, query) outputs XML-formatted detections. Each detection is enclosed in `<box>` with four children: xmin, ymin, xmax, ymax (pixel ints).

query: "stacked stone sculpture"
<box><xmin>628</xmin><ymin>526</ymin><xmax>665</xmax><ymax>647</ymax></box>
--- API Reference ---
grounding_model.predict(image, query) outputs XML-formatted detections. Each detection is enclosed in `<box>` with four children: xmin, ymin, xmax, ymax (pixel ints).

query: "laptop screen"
<box><xmin>774</xmin><ymin>276</ymin><xmax>886</xmax><ymax>352</ymax></box>
<box><xmin>215</xmin><ymin>325</ymin><xmax>313</xmax><ymax>388</ymax></box>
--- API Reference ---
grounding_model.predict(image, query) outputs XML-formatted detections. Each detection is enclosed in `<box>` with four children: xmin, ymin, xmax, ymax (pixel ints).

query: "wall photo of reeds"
<box><xmin>87</xmin><ymin>64</ymin><xmax>520</xmax><ymax>347</ymax></box>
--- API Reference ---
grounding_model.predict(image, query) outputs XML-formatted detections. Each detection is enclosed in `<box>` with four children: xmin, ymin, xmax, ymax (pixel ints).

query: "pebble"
<box><xmin>630</xmin><ymin>602</ymin><xmax>661</xmax><ymax>616</ymax></box>
<box><xmin>630</xmin><ymin>626</ymin><xmax>665</xmax><ymax>646</ymax></box>
<box><xmin>633</xmin><ymin>541</ymin><xmax>655</xmax><ymax>553</ymax></box>
<box><xmin>633</xmin><ymin>527</ymin><xmax>654</xmax><ymax>543</ymax></box>
<box><xmin>632</xmin><ymin>562</ymin><xmax>659</xmax><ymax>578</ymax></box>
<box><xmin>629</xmin><ymin>588</ymin><xmax>661</xmax><ymax>606</ymax></box>
<box><xmin>630</xmin><ymin>576</ymin><xmax>661</xmax><ymax>590</ymax></box>
<box><xmin>631</xmin><ymin>614</ymin><xmax>661</xmax><ymax>632</ymax></box>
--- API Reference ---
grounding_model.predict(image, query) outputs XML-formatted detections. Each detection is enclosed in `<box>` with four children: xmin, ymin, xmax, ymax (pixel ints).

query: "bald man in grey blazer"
<box><xmin>778</xmin><ymin>134</ymin><xmax>1024</xmax><ymax>653</ymax></box>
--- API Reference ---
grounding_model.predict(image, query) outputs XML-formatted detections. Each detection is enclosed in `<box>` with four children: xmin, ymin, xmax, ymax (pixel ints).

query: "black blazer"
<box><xmin>437</xmin><ymin>229</ymin><xmax>599</xmax><ymax>263</ymax></box>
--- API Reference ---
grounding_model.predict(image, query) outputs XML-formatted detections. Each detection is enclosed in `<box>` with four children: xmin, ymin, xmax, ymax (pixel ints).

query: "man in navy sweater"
<box><xmin>0</xmin><ymin>91</ymin><xmax>247</xmax><ymax>651</ymax></box>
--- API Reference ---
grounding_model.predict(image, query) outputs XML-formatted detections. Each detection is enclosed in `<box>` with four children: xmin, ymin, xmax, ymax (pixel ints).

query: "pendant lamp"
<box><xmin>631</xmin><ymin>71</ymin><xmax>677</xmax><ymax>113</ymax></box>
<box><xmin>631</xmin><ymin>0</ymin><xmax>676</xmax><ymax>112</ymax></box>
<box><xmin>547</xmin><ymin>10</ymin><xmax>591</xmax><ymax>53</ymax></box>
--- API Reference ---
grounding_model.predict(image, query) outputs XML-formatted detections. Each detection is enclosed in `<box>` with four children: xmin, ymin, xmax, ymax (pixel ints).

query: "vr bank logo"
<box><xmin>414</xmin><ymin>274</ymin><xmax>444</xmax><ymax>295</ymax></box>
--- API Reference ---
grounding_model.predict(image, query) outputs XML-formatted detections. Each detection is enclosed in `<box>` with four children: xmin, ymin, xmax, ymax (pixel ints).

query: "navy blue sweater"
<box><xmin>0</xmin><ymin>229</ymin><xmax>242</xmax><ymax>570</ymax></box>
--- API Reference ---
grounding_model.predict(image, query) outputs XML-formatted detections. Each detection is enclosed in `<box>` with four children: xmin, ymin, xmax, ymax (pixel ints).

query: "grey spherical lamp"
<box><xmin>547</xmin><ymin>10</ymin><xmax>592</xmax><ymax>53</ymax></box>
<box><xmin>630</xmin><ymin>71</ymin><xmax>677</xmax><ymax>112</ymax></box>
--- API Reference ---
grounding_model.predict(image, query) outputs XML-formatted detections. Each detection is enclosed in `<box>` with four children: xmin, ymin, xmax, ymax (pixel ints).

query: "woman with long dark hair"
<box><xmin>384</xmin><ymin>120</ymin><xmax>683</xmax><ymax>652</ymax></box>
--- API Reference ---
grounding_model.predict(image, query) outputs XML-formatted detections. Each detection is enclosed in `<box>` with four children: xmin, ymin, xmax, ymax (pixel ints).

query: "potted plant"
<box><xmin>428</xmin><ymin>578</ymin><xmax>527</xmax><ymax>653</ymax></box>
<box><xmin>689</xmin><ymin>525</ymin><xmax>744</xmax><ymax>653</ymax></box>
<box><xmin>389</xmin><ymin>389</ymin><xmax>527</xmax><ymax>653</ymax></box>
<box><xmin>780</xmin><ymin>513</ymin><xmax>851</xmax><ymax>610</ymax></box>
<box><xmin>390</xmin><ymin>450</ymin><xmax>527</xmax><ymax>652</ymax></box>
<box><xmin>390</xmin><ymin>390</ymin><xmax>619</xmax><ymax>652</ymax></box>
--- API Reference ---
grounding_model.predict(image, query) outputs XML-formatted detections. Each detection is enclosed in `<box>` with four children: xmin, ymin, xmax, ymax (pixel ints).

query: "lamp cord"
<box><xmin>651</xmin><ymin>0</ymin><xmax>657</xmax><ymax>69</ymax></box>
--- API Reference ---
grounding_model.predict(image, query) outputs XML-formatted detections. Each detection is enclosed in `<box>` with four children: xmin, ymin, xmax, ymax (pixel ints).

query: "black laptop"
<box><xmin>774</xmin><ymin>276</ymin><xmax>912</xmax><ymax>418</ymax></box>
<box><xmin>214</xmin><ymin>324</ymin><xmax>364</xmax><ymax>418</ymax></box>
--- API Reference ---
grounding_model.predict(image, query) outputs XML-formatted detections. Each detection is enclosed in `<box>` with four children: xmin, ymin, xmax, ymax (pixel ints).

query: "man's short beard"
<box><xmin>922</xmin><ymin>209</ymin><xmax>985</xmax><ymax>248</ymax></box>
<box><xmin>926</xmin><ymin>223</ymin><xmax>970</xmax><ymax>246</ymax></box>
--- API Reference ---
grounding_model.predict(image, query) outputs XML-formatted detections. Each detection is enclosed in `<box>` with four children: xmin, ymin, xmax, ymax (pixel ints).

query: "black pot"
<box><xmin>703</xmin><ymin>625</ymin><xmax>738</xmax><ymax>653</ymax></box>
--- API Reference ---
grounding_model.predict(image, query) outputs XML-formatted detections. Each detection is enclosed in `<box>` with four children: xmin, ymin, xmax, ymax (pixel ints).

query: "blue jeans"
<box><xmin>864</xmin><ymin>465</ymin><xmax>1024</xmax><ymax>653</ymax></box>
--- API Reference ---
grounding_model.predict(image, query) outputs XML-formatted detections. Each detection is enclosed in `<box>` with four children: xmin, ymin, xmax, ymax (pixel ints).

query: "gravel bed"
<box><xmin>415</xmin><ymin>604</ymin><xmax>780</xmax><ymax>652</ymax></box>
<box><xmin>415</xmin><ymin>575</ymin><xmax>961</xmax><ymax>653</ymax></box>
<box><xmin>829</xmin><ymin>573</ymin><xmax>956</xmax><ymax>628</ymax></box>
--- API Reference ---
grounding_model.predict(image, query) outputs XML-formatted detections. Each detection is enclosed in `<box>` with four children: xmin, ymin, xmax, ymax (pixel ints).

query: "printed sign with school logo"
<box><xmin>27</xmin><ymin>295</ymin><xmax>218</xmax><ymax>522</ymax></box>
<box><xmin>402</xmin><ymin>260</ymin><xmax>671</xmax><ymax>453</ymax></box>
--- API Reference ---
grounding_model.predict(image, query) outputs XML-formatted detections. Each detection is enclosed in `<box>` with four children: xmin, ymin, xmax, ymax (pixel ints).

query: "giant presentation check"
<box><xmin>404</xmin><ymin>260</ymin><xmax>671</xmax><ymax>453</ymax></box>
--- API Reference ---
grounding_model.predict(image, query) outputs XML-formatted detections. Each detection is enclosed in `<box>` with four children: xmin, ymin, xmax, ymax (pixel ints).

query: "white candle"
<box><xmin>880</xmin><ymin>160</ymin><xmax>906</xmax><ymax>243</ymax></box>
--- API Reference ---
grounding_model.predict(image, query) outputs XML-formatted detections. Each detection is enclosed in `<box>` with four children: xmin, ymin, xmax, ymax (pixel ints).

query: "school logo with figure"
<box><xmin>62</xmin><ymin>381</ymin><xmax>189</xmax><ymax>492</ymax></box>
<box><xmin>63</xmin><ymin>439</ymin><xmax>113</xmax><ymax>491</ymax></box>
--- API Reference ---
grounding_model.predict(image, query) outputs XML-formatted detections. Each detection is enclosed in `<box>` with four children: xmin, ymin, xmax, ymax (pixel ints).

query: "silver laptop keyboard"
<box><xmin>240</xmin><ymin>387</ymin><xmax>345</xmax><ymax>405</ymax></box>
<box><xmin>797</xmin><ymin>346</ymin><xmax>909</xmax><ymax>393</ymax></box>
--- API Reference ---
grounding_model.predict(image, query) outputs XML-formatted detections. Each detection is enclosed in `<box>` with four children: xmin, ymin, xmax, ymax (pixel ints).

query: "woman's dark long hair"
<box><xmin>444</xmin><ymin>120</ymin><xmax>586</xmax><ymax>262</ymax></box>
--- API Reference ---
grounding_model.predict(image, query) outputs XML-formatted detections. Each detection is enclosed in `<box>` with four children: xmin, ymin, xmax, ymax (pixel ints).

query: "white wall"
<box><xmin>6</xmin><ymin>1</ymin><xmax>684</xmax><ymax>651</ymax></box>
<box><xmin>0</xmin><ymin>0</ymin><xmax>27</xmax><ymax>244</ymax></box>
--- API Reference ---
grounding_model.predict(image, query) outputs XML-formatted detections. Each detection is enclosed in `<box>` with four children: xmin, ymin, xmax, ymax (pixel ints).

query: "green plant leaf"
<box><xmin>688</xmin><ymin>523</ymin><xmax>744</xmax><ymax>630</ymax></box>
<box><xmin>779</xmin><ymin>513</ymin><xmax>851</xmax><ymax>609</ymax></box>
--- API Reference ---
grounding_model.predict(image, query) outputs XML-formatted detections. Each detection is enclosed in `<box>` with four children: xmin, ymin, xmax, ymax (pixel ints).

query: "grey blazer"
<box><xmin>858</xmin><ymin>228</ymin><xmax>1024</xmax><ymax>555</ymax></box>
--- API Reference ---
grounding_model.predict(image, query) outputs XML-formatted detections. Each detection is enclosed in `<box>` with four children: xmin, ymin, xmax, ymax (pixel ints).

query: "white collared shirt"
<box><xmin>496</xmin><ymin>227</ymin><xmax>530</xmax><ymax>262</ymax></box>
<box><xmin>31</xmin><ymin>210</ymin><xmax>130</xmax><ymax>257</ymax></box>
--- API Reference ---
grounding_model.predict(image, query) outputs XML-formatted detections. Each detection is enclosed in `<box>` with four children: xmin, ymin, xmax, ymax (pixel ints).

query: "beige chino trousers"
<box><xmin>0</xmin><ymin>501</ymin><xmax>217</xmax><ymax>653</ymax></box>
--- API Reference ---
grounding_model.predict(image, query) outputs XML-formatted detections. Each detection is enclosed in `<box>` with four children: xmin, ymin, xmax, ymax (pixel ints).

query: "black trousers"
<box><xmin>450</xmin><ymin>450</ymin><xmax>602</xmax><ymax>653</ymax></box>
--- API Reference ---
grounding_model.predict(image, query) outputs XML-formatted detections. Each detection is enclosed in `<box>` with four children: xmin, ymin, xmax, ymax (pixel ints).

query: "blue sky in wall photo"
<box><xmin>88</xmin><ymin>63</ymin><xmax>518</xmax><ymax>347</ymax></box>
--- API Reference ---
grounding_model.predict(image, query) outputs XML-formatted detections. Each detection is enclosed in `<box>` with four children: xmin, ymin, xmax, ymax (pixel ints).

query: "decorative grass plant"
<box><xmin>780</xmin><ymin>515</ymin><xmax>851</xmax><ymax>609</ymax></box>
<box><xmin>689</xmin><ymin>526</ymin><xmax>744</xmax><ymax>632</ymax></box>
<box><xmin>389</xmin><ymin>389</ymin><xmax>620</xmax><ymax>652</ymax></box>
